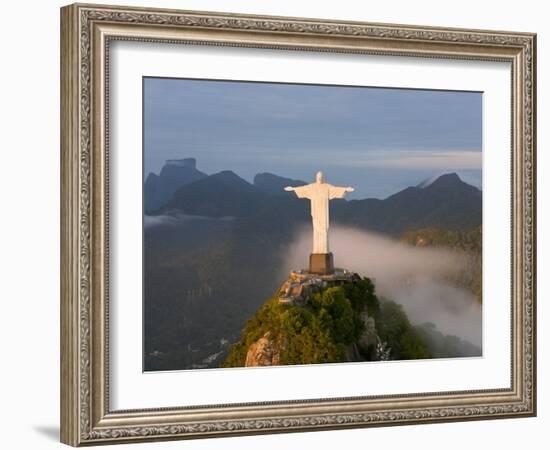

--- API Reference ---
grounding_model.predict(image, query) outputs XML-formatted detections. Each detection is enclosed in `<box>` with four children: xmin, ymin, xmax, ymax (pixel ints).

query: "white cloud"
<box><xmin>283</xmin><ymin>226</ymin><xmax>482</xmax><ymax>347</ymax></box>
<box><xmin>357</xmin><ymin>149</ymin><xmax>482</xmax><ymax>170</ymax></box>
<box><xmin>239</xmin><ymin>147</ymin><xmax>482</xmax><ymax>171</ymax></box>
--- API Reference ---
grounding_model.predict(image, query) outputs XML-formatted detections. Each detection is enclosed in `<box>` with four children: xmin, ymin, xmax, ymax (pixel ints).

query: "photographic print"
<box><xmin>143</xmin><ymin>77</ymin><xmax>483</xmax><ymax>372</ymax></box>
<box><xmin>61</xmin><ymin>5</ymin><xmax>536</xmax><ymax>444</ymax></box>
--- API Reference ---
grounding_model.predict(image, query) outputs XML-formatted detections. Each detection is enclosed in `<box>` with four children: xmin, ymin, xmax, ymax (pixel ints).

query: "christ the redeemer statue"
<box><xmin>285</xmin><ymin>171</ymin><xmax>354</xmax><ymax>275</ymax></box>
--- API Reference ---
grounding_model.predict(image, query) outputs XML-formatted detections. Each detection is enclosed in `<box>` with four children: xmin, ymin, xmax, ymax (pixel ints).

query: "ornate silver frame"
<box><xmin>60</xmin><ymin>3</ymin><xmax>536</xmax><ymax>446</ymax></box>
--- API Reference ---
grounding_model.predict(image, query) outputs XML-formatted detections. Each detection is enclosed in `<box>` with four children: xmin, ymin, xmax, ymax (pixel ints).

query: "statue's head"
<box><xmin>315</xmin><ymin>171</ymin><xmax>325</xmax><ymax>183</ymax></box>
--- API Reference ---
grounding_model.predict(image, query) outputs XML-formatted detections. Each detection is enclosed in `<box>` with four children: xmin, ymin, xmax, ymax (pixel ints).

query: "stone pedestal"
<box><xmin>309</xmin><ymin>252</ymin><xmax>334</xmax><ymax>275</ymax></box>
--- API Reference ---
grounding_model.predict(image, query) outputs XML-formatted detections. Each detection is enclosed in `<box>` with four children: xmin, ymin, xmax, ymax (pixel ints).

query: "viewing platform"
<box><xmin>278</xmin><ymin>268</ymin><xmax>360</xmax><ymax>305</ymax></box>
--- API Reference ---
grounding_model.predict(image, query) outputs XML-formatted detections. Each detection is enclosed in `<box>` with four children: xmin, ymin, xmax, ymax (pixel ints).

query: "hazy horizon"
<box><xmin>145</xmin><ymin>161</ymin><xmax>480</xmax><ymax>202</ymax></box>
<box><xmin>144</xmin><ymin>77</ymin><xmax>482</xmax><ymax>199</ymax></box>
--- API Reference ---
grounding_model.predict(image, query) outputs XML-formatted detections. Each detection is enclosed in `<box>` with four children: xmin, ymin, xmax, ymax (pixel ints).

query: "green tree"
<box><xmin>375</xmin><ymin>299</ymin><xmax>431</xmax><ymax>360</ymax></box>
<box><xmin>222</xmin><ymin>277</ymin><xmax>432</xmax><ymax>368</ymax></box>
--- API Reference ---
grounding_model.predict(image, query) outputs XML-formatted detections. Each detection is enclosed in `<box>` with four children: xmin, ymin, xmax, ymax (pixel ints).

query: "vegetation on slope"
<box><xmin>375</xmin><ymin>299</ymin><xmax>432</xmax><ymax>360</ymax></box>
<box><xmin>414</xmin><ymin>322</ymin><xmax>481</xmax><ymax>358</ymax></box>
<box><xmin>222</xmin><ymin>278</ymin><xmax>432</xmax><ymax>367</ymax></box>
<box><xmin>401</xmin><ymin>226</ymin><xmax>481</xmax><ymax>253</ymax></box>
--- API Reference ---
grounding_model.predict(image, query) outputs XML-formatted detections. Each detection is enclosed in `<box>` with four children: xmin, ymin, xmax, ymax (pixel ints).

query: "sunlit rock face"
<box><xmin>244</xmin><ymin>332</ymin><xmax>281</xmax><ymax>367</ymax></box>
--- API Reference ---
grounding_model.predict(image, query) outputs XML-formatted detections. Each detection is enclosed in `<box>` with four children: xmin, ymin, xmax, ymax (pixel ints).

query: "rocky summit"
<box><xmin>222</xmin><ymin>274</ymin><xmax>434</xmax><ymax>368</ymax></box>
<box><xmin>278</xmin><ymin>269</ymin><xmax>360</xmax><ymax>306</ymax></box>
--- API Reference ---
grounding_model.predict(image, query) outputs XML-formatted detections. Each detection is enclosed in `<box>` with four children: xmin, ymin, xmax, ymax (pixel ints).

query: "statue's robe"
<box><xmin>291</xmin><ymin>183</ymin><xmax>348</xmax><ymax>254</ymax></box>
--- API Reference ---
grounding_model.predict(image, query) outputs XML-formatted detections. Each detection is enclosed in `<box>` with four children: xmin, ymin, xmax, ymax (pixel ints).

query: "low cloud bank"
<box><xmin>144</xmin><ymin>212</ymin><xmax>234</xmax><ymax>230</ymax></box>
<box><xmin>284</xmin><ymin>226</ymin><xmax>482</xmax><ymax>347</ymax></box>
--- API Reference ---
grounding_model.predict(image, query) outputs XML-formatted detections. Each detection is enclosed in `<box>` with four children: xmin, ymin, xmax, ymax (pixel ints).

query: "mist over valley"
<box><xmin>143</xmin><ymin>160</ymin><xmax>482</xmax><ymax>371</ymax></box>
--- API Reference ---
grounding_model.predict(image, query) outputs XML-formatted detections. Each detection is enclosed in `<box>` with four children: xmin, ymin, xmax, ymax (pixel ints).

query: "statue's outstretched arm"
<box><xmin>286</xmin><ymin>184</ymin><xmax>311</xmax><ymax>198</ymax></box>
<box><xmin>328</xmin><ymin>184</ymin><xmax>354</xmax><ymax>199</ymax></box>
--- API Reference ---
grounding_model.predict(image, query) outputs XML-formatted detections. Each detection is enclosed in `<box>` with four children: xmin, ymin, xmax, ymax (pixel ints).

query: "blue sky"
<box><xmin>144</xmin><ymin>77</ymin><xmax>482</xmax><ymax>199</ymax></box>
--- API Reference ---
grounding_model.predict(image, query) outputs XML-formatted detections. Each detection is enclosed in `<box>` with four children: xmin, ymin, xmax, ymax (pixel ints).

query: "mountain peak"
<box><xmin>164</xmin><ymin>170</ymin><xmax>262</xmax><ymax>217</ymax></box>
<box><xmin>436</xmin><ymin>172</ymin><xmax>460</xmax><ymax>181</ymax></box>
<box><xmin>165</xmin><ymin>157</ymin><xmax>197</xmax><ymax>170</ymax></box>
<box><xmin>144</xmin><ymin>158</ymin><xmax>207</xmax><ymax>212</ymax></box>
<box><xmin>214</xmin><ymin>170</ymin><xmax>239</xmax><ymax>178</ymax></box>
<box><xmin>253</xmin><ymin>172</ymin><xmax>306</xmax><ymax>195</ymax></box>
<box><xmin>210</xmin><ymin>170</ymin><xmax>252</xmax><ymax>187</ymax></box>
<box><xmin>423</xmin><ymin>173</ymin><xmax>462</xmax><ymax>189</ymax></box>
<box><xmin>416</xmin><ymin>172</ymin><xmax>464</xmax><ymax>189</ymax></box>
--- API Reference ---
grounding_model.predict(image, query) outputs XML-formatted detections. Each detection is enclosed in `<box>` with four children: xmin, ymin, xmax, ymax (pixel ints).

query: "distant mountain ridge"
<box><xmin>336</xmin><ymin>172</ymin><xmax>482</xmax><ymax>234</ymax></box>
<box><xmin>165</xmin><ymin>170</ymin><xmax>264</xmax><ymax>217</ymax></box>
<box><xmin>160</xmin><ymin>169</ymin><xmax>481</xmax><ymax>235</ymax></box>
<box><xmin>145</xmin><ymin>157</ymin><xmax>481</xmax><ymax>234</ymax></box>
<box><xmin>253</xmin><ymin>173</ymin><xmax>306</xmax><ymax>195</ymax></box>
<box><xmin>144</xmin><ymin>158</ymin><xmax>206</xmax><ymax>212</ymax></box>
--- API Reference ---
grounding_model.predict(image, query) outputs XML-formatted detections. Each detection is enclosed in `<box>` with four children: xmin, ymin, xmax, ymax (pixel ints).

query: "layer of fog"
<box><xmin>284</xmin><ymin>226</ymin><xmax>482</xmax><ymax>348</ymax></box>
<box><xmin>144</xmin><ymin>212</ymin><xmax>234</xmax><ymax>229</ymax></box>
